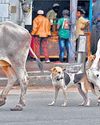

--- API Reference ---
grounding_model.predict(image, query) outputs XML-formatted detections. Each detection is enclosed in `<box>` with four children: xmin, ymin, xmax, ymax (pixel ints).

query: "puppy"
<box><xmin>48</xmin><ymin>66</ymin><xmax>90</xmax><ymax>107</ymax></box>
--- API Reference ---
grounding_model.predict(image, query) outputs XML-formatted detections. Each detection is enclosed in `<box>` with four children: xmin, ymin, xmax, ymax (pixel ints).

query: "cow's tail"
<box><xmin>29</xmin><ymin>47</ymin><xmax>43</xmax><ymax>71</ymax></box>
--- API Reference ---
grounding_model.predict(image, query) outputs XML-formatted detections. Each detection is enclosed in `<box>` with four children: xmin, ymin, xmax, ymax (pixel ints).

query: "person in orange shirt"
<box><xmin>31</xmin><ymin>10</ymin><xmax>51</xmax><ymax>63</ymax></box>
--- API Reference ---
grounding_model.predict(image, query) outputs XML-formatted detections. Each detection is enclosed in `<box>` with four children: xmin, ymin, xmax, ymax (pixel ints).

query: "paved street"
<box><xmin>0</xmin><ymin>61</ymin><xmax>100</xmax><ymax>125</ymax></box>
<box><xmin>0</xmin><ymin>88</ymin><xmax>100</xmax><ymax>125</ymax></box>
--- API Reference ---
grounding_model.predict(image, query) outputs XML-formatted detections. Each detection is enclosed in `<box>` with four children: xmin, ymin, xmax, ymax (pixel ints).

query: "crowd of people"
<box><xmin>30</xmin><ymin>3</ymin><xmax>90</xmax><ymax>63</ymax></box>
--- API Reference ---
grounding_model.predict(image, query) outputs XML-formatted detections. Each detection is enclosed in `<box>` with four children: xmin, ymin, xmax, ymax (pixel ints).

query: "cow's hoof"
<box><xmin>10</xmin><ymin>104</ymin><xmax>23</xmax><ymax>111</ymax></box>
<box><xmin>19</xmin><ymin>100</ymin><xmax>26</xmax><ymax>107</ymax></box>
<box><xmin>0</xmin><ymin>98</ymin><xmax>6</xmax><ymax>107</ymax></box>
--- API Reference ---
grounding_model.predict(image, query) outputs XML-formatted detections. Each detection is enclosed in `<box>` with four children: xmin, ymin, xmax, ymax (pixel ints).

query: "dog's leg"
<box><xmin>89</xmin><ymin>82</ymin><xmax>96</xmax><ymax>95</ymax></box>
<box><xmin>89</xmin><ymin>82</ymin><xmax>100</xmax><ymax>105</ymax></box>
<box><xmin>0</xmin><ymin>66</ymin><xmax>17</xmax><ymax>107</ymax></box>
<box><xmin>97</xmin><ymin>84</ymin><xmax>100</xmax><ymax>105</ymax></box>
<box><xmin>97</xmin><ymin>96</ymin><xmax>100</xmax><ymax>105</ymax></box>
<box><xmin>76</xmin><ymin>83</ymin><xmax>90</xmax><ymax>106</ymax></box>
<box><xmin>92</xmin><ymin>85</ymin><xmax>100</xmax><ymax>106</ymax></box>
<box><xmin>61</xmin><ymin>87</ymin><xmax>67</xmax><ymax>107</ymax></box>
<box><xmin>95</xmin><ymin>89</ymin><xmax>100</xmax><ymax>106</ymax></box>
<box><xmin>48</xmin><ymin>86</ymin><xmax>60</xmax><ymax>106</ymax></box>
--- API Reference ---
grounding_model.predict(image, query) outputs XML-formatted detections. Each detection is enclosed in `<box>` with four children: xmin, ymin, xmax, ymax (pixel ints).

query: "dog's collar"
<box><xmin>56</xmin><ymin>77</ymin><xmax>63</xmax><ymax>81</ymax></box>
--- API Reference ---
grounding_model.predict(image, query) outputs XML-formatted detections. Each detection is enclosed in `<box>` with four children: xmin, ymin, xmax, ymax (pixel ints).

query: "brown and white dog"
<box><xmin>48</xmin><ymin>66</ymin><xmax>89</xmax><ymax>107</ymax></box>
<box><xmin>48</xmin><ymin>55</ymin><xmax>98</xmax><ymax>107</ymax></box>
<box><xmin>86</xmin><ymin>40</ymin><xmax>100</xmax><ymax>105</ymax></box>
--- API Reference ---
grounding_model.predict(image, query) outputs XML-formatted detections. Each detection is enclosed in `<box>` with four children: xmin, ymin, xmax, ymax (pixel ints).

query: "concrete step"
<box><xmin>0</xmin><ymin>70</ymin><xmax>52</xmax><ymax>86</ymax></box>
<box><xmin>0</xmin><ymin>61</ymin><xmax>81</xmax><ymax>86</ymax></box>
<box><xmin>28</xmin><ymin>70</ymin><xmax>52</xmax><ymax>85</ymax></box>
<box><xmin>28</xmin><ymin>70</ymin><xmax>50</xmax><ymax>76</ymax></box>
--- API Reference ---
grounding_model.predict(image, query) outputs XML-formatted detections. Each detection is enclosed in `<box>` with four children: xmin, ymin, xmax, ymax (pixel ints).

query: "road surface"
<box><xmin>0</xmin><ymin>88</ymin><xmax>100</xmax><ymax>125</ymax></box>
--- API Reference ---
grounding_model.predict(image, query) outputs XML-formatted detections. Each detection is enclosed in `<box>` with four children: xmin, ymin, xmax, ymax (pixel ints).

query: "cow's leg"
<box><xmin>11</xmin><ymin>68</ymin><xmax>28</xmax><ymax>111</ymax></box>
<box><xmin>19</xmin><ymin>71</ymin><xmax>28</xmax><ymax>107</ymax></box>
<box><xmin>0</xmin><ymin>66</ymin><xmax>17</xmax><ymax>106</ymax></box>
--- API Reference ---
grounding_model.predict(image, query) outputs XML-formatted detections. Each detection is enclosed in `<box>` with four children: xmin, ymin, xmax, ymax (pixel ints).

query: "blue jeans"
<box><xmin>59</xmin><ymin>38</ymin><xmax>70</xmax><ymax>62</ymax></box>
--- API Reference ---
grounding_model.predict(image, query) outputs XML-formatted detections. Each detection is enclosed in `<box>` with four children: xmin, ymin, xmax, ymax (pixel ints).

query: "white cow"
<box><xmin>0</xmin><ymin>21</ymin><xmax>31</xmax><ymax>111</ymax></box>
<box><xmin>86</xmin><ymin>39</ymin><xmax>100</xmax><ymax>105</ymax></box>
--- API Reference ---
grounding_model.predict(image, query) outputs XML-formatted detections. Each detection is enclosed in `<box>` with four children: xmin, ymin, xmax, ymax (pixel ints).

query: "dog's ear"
<box><xmin>59</xmin><ymin>66</ymin><xmax>66</xmax><ymax>71</ymax></box>
<box><xmin>91</xmin><ymin>54</ymin><xmax>95</xmax><ymax>60</ymax></box>
<box><xmin>88</xmin><ymin>54</ymin><xmax>95</xmax><ymax>61</ymax></box>
<box><xmin>50</xmin><ymin>67</ymin><xmax>56</xmax><ymax>72</ymax></box>
<box><xmin>50</xmin><ymin>68</ymin><xmax>54</xmax><ymax>72</ymax></box>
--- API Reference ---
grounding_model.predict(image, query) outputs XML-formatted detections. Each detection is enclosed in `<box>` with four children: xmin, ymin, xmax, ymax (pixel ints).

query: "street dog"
<box><xmin>48</xmin><ymin>66</ymin><xmax>89</xmax><ymax>107</ymax></box>
<box><xmin>48</xmin><ymin>55</ymin><xmax>97</xmax><ymax>107</ymax></box>
<box><xmin>86</xmin><ymin>39</ymin><xmax>100</xmax><ymax>105</ymax></box>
